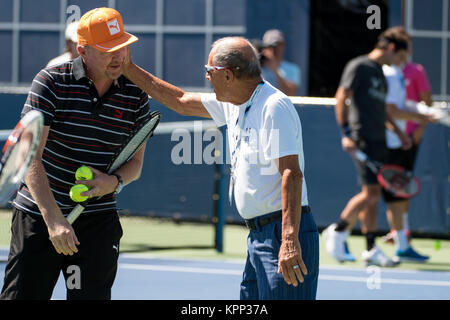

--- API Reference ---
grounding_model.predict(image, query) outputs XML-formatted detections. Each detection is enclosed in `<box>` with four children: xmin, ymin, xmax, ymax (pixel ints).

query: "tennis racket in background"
<box><xmin>66</xmin><ymin>110</ymin><xmax>161</xmax><ymax>225</ymax></box>
<box><xmin>354</xmin><ymin>149</ymin><xmax>421</xmax><ymax>199</ymax></box>
<box><xmin>0</xmin><ymin>110</ymin><xmax>44</xmax><ymax>204</ymax></box>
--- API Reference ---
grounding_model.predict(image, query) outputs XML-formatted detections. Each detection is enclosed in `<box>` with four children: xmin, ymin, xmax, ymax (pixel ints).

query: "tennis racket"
<box><xmin>66</xmin><ymin>110</ymin><xmax>161</xmax><ymax>224</ymax></box>
<box><xmin>354</xmin><ymin>149</ymin><xmax>421</xmax><ymax>199</ymax></box>
<box><xmin>0</xmin><ymin>110</ymin><xmax>44</xmax><ymax>204</ymax></box>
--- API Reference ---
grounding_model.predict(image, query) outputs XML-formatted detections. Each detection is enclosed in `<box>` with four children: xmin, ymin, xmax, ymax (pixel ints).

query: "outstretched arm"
<box><xmin>122</xmin><ymin>49</ymin><xmax>211</xmax><ymax>118</ymax></box>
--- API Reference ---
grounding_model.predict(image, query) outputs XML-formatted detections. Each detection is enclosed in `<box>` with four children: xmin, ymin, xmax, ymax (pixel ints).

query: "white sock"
<box><xmin>403</xmin><ymin>213</ymin><xmax>409</xmax><ymax>232</ymax></box>
<box><xmin>394</xmin><ymin>230</ymin><xmax>409</xmax><ymax>251</ymax></box>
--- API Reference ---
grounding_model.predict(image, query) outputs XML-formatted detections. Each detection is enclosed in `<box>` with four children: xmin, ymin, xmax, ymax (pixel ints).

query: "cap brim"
<box><xmin>93</xmin><ymin>32</ymin><xmax>138</xmax><ymax>53</ymax></box>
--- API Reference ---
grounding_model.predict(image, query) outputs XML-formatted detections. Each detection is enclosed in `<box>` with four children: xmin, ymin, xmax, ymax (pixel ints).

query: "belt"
<box><xmin>244</xmin><ymin>206</ymin><xmax>311</xmax><ymax>230</ymax></box>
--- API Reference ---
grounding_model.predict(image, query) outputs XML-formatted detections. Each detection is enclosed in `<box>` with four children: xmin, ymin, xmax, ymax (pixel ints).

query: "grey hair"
<box><xmin>211</xmin><ymin>37</ymin><xmax>261</xmax><ymax>79</ymax></box>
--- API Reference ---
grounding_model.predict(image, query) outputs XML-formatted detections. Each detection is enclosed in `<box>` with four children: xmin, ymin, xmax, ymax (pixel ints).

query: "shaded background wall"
<box><xmin>0</xmin><ymin>1</ymin><xmax>448</xmax><ymax>236</ymax></box>
<box><xmin>0</xmin><ymin>93</ymin><xmax>448</xmax><ymax>236</ymax></box>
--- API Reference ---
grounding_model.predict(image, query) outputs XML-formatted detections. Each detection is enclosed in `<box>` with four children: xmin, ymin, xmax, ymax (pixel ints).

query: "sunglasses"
<box><xmin>204</xmin><ymin>65</ymin><xmax>240</xmax><ymax>73</ymax></box>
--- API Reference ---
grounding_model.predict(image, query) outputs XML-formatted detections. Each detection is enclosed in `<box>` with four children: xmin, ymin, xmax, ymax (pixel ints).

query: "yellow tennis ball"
<box><xmin>75</xmin><ymin>166</ymin><xmax>94</xmax><ymax>181</ymax></box>
<box><xmin>433</xmin><ymin>240</ymin><xmax>441</xmax><ymax>251</ymax></box>
<box><xmin>70</xmin><ymin>184</ymin><xmax>90</xmax><ymax>202</ymax></box>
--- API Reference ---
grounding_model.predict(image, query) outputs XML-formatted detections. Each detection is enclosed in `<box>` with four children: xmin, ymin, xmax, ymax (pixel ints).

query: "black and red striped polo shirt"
<box><xmin>13</xmin><ymin>56</ymin><xmax>150</xmax><ymax>216</ymax></box>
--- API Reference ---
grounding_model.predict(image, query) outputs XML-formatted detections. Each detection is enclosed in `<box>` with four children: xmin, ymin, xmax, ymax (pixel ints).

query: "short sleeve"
<box><xmin>339</xmin><ymin>60</ymin><xmax>360</xmax><ymax>91</ymax></box>
<box><xmin>281</xmin><ymin>62</ymin><xmax>301</xmax><ymax>87</ymax></box>
<box><xmin>21</xmin><ymin>69</ymin><xmax>57</xmax><ymax>125</ymax></box>
<box><xmin>260</xmin><ymin>98</ymin><xmax>300</xmax><ymax>160</ymax></box>
<box><xmin>415</xmin><ymin>64</ymin><xmax>432</xmax><ymax>93</ymax></box>
<box><xmin>135</xmin><ymin>90</ymin><xmax>151</xmax><ymax>124</ymax></box>
<box><xmin>201</xmin><ymin>93</ymin><xmax>227</xmax><ymax>127</ymax></box>
<box><xmin>384</xmin><ymin>74</ymin><xmax>398</xmax><ymax>105</ymax></box>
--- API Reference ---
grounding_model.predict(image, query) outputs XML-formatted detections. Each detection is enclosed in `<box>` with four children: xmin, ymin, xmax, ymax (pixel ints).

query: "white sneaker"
<box><xmin>322</xmin><ymin>223</ymin><xmax>348</xmax><ymax>262</ymax></box>
<box><xmin>362</xmin><ymin>246</ymin><xmax>399</xmax><ymax>267</ymax></box>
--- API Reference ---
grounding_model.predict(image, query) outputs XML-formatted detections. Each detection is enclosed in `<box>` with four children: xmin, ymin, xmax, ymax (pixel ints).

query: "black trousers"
<box><xmin>0</xmin><ymin>207</ymin><xmax>123</xmax><ymax>300</ymax></box>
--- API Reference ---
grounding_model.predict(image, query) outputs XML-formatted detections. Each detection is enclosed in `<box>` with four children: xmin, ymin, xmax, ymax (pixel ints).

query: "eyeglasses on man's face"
<box><xmin>204</xmin><ymin>65</ymin><xmax>240</xmax><ymax>74</ymax></box>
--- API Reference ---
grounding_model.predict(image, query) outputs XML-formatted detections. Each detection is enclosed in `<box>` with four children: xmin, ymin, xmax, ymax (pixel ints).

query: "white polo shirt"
<box><xmin>383</xmin><ymin>64</ymin><xmax>407</xmax><ymax>149</ymax></box>
<box><xmin>201</xmin><ymin>82</ymin><xmax>308</xmax><ymax>219</ymax></box>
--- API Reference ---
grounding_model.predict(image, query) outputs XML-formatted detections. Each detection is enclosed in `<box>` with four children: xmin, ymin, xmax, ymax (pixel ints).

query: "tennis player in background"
<box><xmin>123</xmin><ymin>36</ymin><xmax>319</xmax><ymax>299</ymax></box>
<box><xmin>322</xmin><ymin>27</ymin><xmax>414</xmax><ymax>267</ymax></box>
<box><xmin>1</xmin><ymin>8</ymin><xmax>149</xmax><ymax>300</ymax></box>
<box><xmin>380</xmin><ymin>27</ymin><xmax>431</xmax><ymax>263</ymax></box>
<box><xmin>383</xmin><ymin>29</ymin><xmax>434</xmax><ymax>248</ymax></box>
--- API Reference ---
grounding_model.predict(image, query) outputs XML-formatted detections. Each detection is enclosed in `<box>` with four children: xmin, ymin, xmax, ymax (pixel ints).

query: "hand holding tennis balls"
<box><xmin>70</xmin><ymin>184</ymin><xmax>90</xmax><ymax>202</ymax></box>
<box><xmin>75</xmin><ymin>166</ymin><xmax>94</xmax><ymax>181</ymax></box>
<box><xmin>72</xmin><ymin>166</ymin><xmax>119</xmax><ymax>199</ymax></box>
<box><xmin>70</xmin><ymin>166</ymin><xmax>94</xmax><ymax>202</ymax></box>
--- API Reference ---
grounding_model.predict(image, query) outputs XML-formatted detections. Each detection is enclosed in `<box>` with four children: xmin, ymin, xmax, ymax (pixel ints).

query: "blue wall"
<box><xmin>2</xmin><ymin>93</ymin><xmax>447</xmax><ymax>236</ymax></box>
<box><xmin>246</xmin><ymin>0</ymin><xmax>310</xmax><ymax>95</ymax></box>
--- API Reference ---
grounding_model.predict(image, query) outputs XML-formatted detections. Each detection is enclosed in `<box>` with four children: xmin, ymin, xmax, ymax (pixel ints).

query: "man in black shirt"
<box><xmin>322</xmin><ymin>28</ymin><xmax>412</xmax><ymax>267</ymax></box>
<box><xmin>1</xmin><ymin>8</ymin><xmax>149</xmax><ymax>300</ymax></box>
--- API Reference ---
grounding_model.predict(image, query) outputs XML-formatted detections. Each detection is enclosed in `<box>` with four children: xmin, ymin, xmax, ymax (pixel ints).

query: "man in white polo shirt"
<box><xmin>123</xmin><ymin>36</ymin><xmax>319</xmax><ymax>300</ymax></box>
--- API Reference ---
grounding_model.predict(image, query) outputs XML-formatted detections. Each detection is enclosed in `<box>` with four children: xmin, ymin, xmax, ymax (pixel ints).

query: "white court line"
<box><xmin>119</xmin><ymin>263</ymin><xmax>450</xmax><ymax>287</ymax></box>
<box><xmin>120</xmin><ymin>263</ymin><xmax>241</xmax><ymax>276</ymax></box>
<box><xmin>319</xmin><ymin>275</ymin><xmax>450</xmax><ymax>287</ymax></box>
<box><xmin>119</xmin><ymin>253</ymin><xmax>450</xmax><ymax>276</ymax></box>
<box><xmin>319</xmin><ymin>265</ymin><xmax>441</xmax><ymax>275</ymax></box>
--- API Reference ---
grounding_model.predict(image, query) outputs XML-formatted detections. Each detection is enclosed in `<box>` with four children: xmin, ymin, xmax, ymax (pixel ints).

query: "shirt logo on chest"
<box><xmin>114</xmin><ymin>109</ymin><xmax>124</xmax><ymax>119</ymax></box>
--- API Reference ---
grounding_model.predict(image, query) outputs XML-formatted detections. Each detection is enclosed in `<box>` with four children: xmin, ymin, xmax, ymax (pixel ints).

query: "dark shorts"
<box><xmin>382</xmin><ymin>145</ymin><xmax>418</xmax><ymax>202</ymax></box>
<box><xmin>353</xmin><ymin>140</ymin><xmax>387</xmax><ymax>186</ymax></box>
<box><xmin>0</xmin><ymin>207</ymin><xmax>123</xmax><ymax>300</ymax></box>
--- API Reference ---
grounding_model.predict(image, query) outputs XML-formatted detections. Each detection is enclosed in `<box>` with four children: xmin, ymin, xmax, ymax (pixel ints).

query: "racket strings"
<box><xmin>108</xmin><ymin>112</ymin><xmax>160</xmax><ymax>174</ymax></box>
<box><xmin>380</xmin><ymin>168</ymin><xmax>419</xmax><ymax>195</ymax></box>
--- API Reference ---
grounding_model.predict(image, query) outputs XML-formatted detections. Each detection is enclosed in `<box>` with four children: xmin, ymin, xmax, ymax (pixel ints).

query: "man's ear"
<box><xmin>225</xmin><ymin>69</ymin><xmax>234</xmax><ymax>83</ymax></box>
<box><xmin>77</xmin><ymin>45</ymin><xmax>88</xmax><ymax>57</ymax></box>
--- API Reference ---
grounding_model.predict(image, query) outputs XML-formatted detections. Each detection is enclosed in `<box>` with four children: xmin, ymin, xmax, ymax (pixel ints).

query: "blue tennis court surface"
<box><xmin>1</xmin><ymin>248</ymin><xmax>450</xmax><ymax>300</ymax></box>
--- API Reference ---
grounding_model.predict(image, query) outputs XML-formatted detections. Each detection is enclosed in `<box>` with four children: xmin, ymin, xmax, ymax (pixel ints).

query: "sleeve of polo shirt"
<box><xmin>201</xmin><ymin>93</ymin><xmax>227</xmax><ymax>127</ymax></box>
<box><xmin>384</xmin><ymin>73</ymin><xmax>398</xmax><ymax>105</ymax></box>
<box><xmin>135</xmin><ymin>90</ymin><xmax>151</xmax><ymax>124</ymax></box>
<box><xmin>260</xmin><ymin>97</ymin><xmax>300</xmax><ymax>160</ymax></box>
<box><xmin>21</xmin><ymin>69</ymin><xmax>57</xmax><ymax>125</ymax></box>
<box><xmin>339</xmin><ymin>60</ymin><xmax>360</xmax><ymax>92</ymax></box>
<box><xmin>415</xmin><ymin>64</ymin><xmax>432</xmax><ymax>94</ymax></box>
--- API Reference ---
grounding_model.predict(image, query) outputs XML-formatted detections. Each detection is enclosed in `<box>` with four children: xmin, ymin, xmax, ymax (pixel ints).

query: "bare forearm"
<box><xmin>124</xmin><ymin>63</ymin><xmax>209</xmax><ymax>117</ymax></box>
<box><xmin>419</xmin><ymin>91</ymin><xmax>432</xmax><ymax>106</ymax></box>
<box><xmin>124</xmin><ymin>63</ymin><xmax>185</xmax><ymax>113</ymax></box>
<box><xmin>115</xmin><ymin>145</ymin><xmax>146</xmax><ymax>186</ymax></box>
<box><xmin>387</xmin><ymin>104</ymin><xmax>428</xmax><ymax>122</ymax></box>
<box><xmin>24</xmin><ymin>159</ymin><xmax>61</xmax><ymax>224</ymax></box>
<box><xmin>281</xmin><ymin>169</ymin><xmax>302</xmax><ymax>240</ymax></box>
<box><xmin>385</xmin><ymin>113</ymin><xmax>401</xmax><ymax>134</ymax></box>
<box><xmin>335</xmin><ymin>87</ymin><xmax>350</xmax><ymax>126</ymax></box>
<box><xmin>274</xmin><ymin>72</ymin><xmax>297</xmax><ymax>96</ymax></box>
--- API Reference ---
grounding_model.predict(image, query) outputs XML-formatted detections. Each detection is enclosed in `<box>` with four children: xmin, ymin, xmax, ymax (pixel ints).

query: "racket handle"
<box><xmin>66</xmin><ymin>204</ymin><xmax>86</xmax><ymax>225</ymax></box>
<box><xmin>354</xmin><ymin>150</ymin><xmax>367</xmax><ymax>162</ymax></box>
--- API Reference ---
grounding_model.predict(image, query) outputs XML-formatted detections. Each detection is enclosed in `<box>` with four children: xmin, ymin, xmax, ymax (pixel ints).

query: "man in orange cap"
<box><xmin>1</xmin><ymin>8</ymin><xmax>149</xmax><ymax>300</ymax></box>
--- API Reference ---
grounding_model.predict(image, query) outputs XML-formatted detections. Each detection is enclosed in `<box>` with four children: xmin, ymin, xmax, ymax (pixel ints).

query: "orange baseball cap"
<box><xmin>77</xmin><ymin>7</ymin><xmax>138</xmax><ymax>52</ymax></box>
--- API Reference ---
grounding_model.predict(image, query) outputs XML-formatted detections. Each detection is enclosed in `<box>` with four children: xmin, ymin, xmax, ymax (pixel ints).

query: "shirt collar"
<box><xmin>72</xmin><ymin>56</ymin><xmax>87</xmax><ymax>81</ymax></box>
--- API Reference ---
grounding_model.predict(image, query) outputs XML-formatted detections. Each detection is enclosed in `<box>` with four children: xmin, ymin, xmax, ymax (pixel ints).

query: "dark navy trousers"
<box><xmin>240</xmin><ymin>210</ymin><xmax>319</xmax><ymax>300</ymax></box>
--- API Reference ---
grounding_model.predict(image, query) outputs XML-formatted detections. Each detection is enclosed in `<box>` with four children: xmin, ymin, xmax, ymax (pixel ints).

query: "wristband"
<box><xmin>340</xmin><ymin>124</ymin><xmax>352</xmax><ymax>138</ymax></box>
<box><xmin>112</xmin><ymin>173</ymin><xmax>123</xmax><ymax>194</ymax></box>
